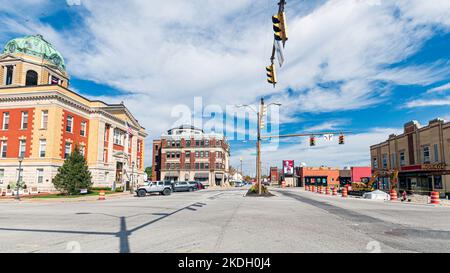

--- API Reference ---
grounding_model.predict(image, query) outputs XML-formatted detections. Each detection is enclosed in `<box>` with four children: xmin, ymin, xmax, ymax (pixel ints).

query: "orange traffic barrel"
<box><xmin>99</xmin><ymin>190</ymin><xmax>106</xmax><ymax>201</ymax></box>
<box><xmin>311</xmin><ymin>185</ymin><xmax>316</xmax><ymax>192</ymax></box>
<box><xmin>332</xmin><ymin>187</ymin><xmax>338</xmax><ymax>196</ymax></box>
<box><xmin>342</xmin><ymin>187</ymin><xmax>348</xmax><ymax>198</ymax></box>
<box><xmin>390</xmin><ymin>189</ymin><xmax>397</xmax><ymax>201</ymax></box>
<box><xmin>318</xmin><ymin>186</ymin><xmax>322</xmax><ymax>194</ymax></box>
<box><xmin>431</xmin><ymin>192</ymin><xmax>440</xmax><ymax>205</ymax></box>
<box><xmin>281</xmin><ymin>181</ymin><xmax>286</xmax><ymax>189</ymax></box>
<box><xmin>325</xmin><ymin>186</ymin><xmax>330</xmax><ymax>195</ymax></box>
<box><xmin>305</xmin><ymin>185</ymin><xmax>309</xmax><ymax>191</ymax></box>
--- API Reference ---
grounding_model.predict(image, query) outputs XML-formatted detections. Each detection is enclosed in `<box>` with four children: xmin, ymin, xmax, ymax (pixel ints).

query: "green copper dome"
<box><xmin>3</xmin><ymin>34</ymin><xmax>66</xmax><ymax>71</ymax></box>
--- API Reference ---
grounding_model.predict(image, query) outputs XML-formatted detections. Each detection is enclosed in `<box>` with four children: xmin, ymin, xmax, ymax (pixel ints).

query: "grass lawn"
<box><xmin>29</xmin><ymin>190</ymin><xmax>119</xmax><ymax>199</ymax></box>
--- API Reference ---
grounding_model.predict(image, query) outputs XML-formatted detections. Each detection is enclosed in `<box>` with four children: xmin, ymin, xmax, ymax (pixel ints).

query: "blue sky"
<box><xmin>1</xmin><ymin>0</ymin><xmax>449</xmax><ymax>175</ymax></box>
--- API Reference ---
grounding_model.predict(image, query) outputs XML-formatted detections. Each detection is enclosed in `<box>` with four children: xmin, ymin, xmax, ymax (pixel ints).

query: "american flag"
<box><xmin>125</xmin><ymin>121</ymin><xmax>133</xmax><ymax>135</ymax></box>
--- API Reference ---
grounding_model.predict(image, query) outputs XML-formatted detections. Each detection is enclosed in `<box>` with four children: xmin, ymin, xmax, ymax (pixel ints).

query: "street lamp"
<box><xmin>16</xmin><ymin>155</ymin><xmax>24</xmax><ymax>201</ymax></box>
<box><xmin>236</xmin><ymin>99</ymin><xmax>281</xmax><ymax>195</ymax></box>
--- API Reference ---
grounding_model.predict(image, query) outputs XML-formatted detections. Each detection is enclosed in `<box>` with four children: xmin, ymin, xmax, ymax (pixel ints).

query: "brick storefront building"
<box><xmin>298</xmin><ymin>166</ymin><xmax>340</xmax><ymax>188</ymax></box>
<box><xmin>0</xmin><ymin>35</ymin><xmax>147</xmax><ymax>192</ymax></box>
<box><xmin>152</xmin><ymin>125</ymin><xmax>230</xmax><ymax>187</ymax></box>
<box><xmin>371</xmin><ymin>119</ymin><xmax>450</xmax><ymax>197</ymax></box>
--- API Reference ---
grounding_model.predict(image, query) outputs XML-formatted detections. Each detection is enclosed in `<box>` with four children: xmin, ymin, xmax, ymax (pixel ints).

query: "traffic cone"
<box><xmin>342</xmin><ymin>187</ymin><xmax>348</xmax><ymax>198</ymax></box>
<box><xmin>390</xmin><ymin>189</ymin><xmax>397</xmax><ymax>201</ymax></box>
<box><xmin>325</xmin><ymin>186</ymin><xmax>330</xmax><ymax>195</ymax></box>
<box><xmin>431</xmin><ymin>192</ymin><xmax>440</xmax><ymax>205</ymax></box>
<box><xmin>98</xmin><ymin>190</ymin><xmax>106</xmax><ymax>201</ymax></box>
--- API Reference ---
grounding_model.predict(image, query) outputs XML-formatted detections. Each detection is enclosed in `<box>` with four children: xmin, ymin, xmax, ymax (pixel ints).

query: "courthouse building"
<box><xmin>0</xmin><ymin>35</ymin><xmax>147</xmax><ymax>192</ymax></box>
<box><xmin>152</xmin><ymin>125</ymin><xmax>230</xmax><ymax>187</ymax></box>
<box><xmin>371</xmin><ymin>119</ymin><xmax>450</xmax><ymax>197</ymax></box>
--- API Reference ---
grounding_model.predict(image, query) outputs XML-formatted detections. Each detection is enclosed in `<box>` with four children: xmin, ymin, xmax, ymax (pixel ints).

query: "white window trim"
<box><xmin>36</xmin><ymin>168</ymin><xmax>44</xmax><ymax>184</ymax></box>
<box><xmin>81</xmin><ymin>121</ymin><xmax>87</xmax><ymax>136</ymax></box>
<box><xmin>41</xmin><ymin>110</ymin><xmax>48</xmax><ymax>129</ymax></box>
<box><xmin>2</xmin><ymin>112</ymin><xmax>9</xmax><ymax>130</ymax></box>
<box><xmin>67</xmin><ymin>116</ymin><xmax>73</xmax><ymax>133</ymax></box>
<box><xmin>1</xmin><ymin>141</ymin><xmax>6</xmax><ymax>158</ymax></box>
<box><xmin>19</xmin><ymin>140</ymin><xmax>26</xmax><ymax>157</ymax></box>
<box><xmin>39</xmin><ymin>140</ymin><xmax>46</xmax><ymax>158</ymax></box>
<box><xmin>21</xmin><ymin>112</ymin><xmax>28</xmax><ymax>130</ymax></box>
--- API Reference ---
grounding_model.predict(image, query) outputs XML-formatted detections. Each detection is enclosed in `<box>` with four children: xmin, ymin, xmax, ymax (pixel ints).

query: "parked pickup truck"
<box><xmin>136</xmin><ymin>181</ymin><xmax>173</xmax><ymax>197</ymax></box>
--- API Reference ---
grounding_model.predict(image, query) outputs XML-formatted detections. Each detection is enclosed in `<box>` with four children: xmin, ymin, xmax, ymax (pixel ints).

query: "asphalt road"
<box><xmin>0</xmin><ymin>187</ymin><xmax>449</xmax><ymax>253</ymax></box>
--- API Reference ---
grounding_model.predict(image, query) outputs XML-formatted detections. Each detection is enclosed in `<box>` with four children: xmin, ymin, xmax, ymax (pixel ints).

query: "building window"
<box><xmin>5</xmin><ymin>66</ymin><xmax>13</xmax><ymax>85</ymax></box>
<box><xmin>423</xmin><ymin>146</ymin><xmax>430</xmax><ymax>164</ymax></box>
<box><xmin>39</xmin><ymin>140</ymin><xmax>46</xmax><ymax>158</ymax></box>
<box><xmin>41</xmin><ymin>110</ymin><xmax>48</xmax><ymax>129</ymax></box>
<box><xmin>205</xmin><ymin>151</ymin><xmax>210</xmax><ymax>158</ymax></box>
<box><xmin>399</xmin><ymin>151</ymin><xmax>406</xmax><ymax>166</ymax></box>
<box><xmin>434</xmin><ymin>144</ymin><xmax>439</xmax><ymax>162</ymax></box>
<box><xmin>25</xmin><ymin>70</ymin><xmax>38</xmax><ymax>86</ymax></box>
<box><xmin>113</xmin><ymin>129</ymin><xmax>124</xmax><ymax>146</ymax></box>
<box><xmin>0</xmin><ymin>169</ymin><xmax>4</xmax><ymax>184</ymax></box>
<box><xmin>21</xmin><ymin>111</ymin><xmax>28</xmax><ymax>130</ymax></box>
<box><xmin>1</xmin><ymin>141</ymin><xmax>7</xmax><ymax>158</ymax></box>
<box><xmin>185</xmin><ymin>151</ymin><xmax>190</xmax><ymax>159</ymax></box>
<box><xmin>66</xmin><ymin>116</ymin><xmax>73</xmax><ymax>133</ymax></box>
<box><xmin>195</xmin><ymin>151</ymin><xmax>199</xmax><ymax>158</ymax></box>
<box><xmin>80</xmin><ymin>146</ymin><xmax>86</xmax><ymax>156</ymax></box>
<box><xmin>373</xmin><ymin>157</ymin><xmax>378</xmax><ymax>168</ymax></box>
<box><xmin>382</xmin><ymin>154</ymin><xmax>388</xmax><ymax>168</ymax></box>
<box><xmin>186</xmin><ymin>140</ymin><xmax>191</xmax><ymax>147</ymax></box>
<box><xmin>2</xmin><ymin>112</ymin><xmax>9</xmax><ymax>130</ymax></box>
<box><xmin>37</xmin><ymin>169</ymin><xmax>44</xmax><ymax>184</ymax></box>
<box><xmin>50</xmin><ymin>75</ymin><xmax>59</xmax><ymax>85</ymax></box>
<box><xmin>200</xmin><ymin>151</ymin><xmax>204</xmax><ymax>158</ymax></box>
<box><xmin>64</xmin><ymin>142</ymin><xmax>72</xmax><ymax>159</ymax></box>
<box><xmin>80</xmin><ymin>121</ymin><xmax>87</xmax><ymax>137</ymax></box>
<box><xmin>19</xmin><ymin>140</ymin><xmax>26</xmax><ymax>157</ymax></box>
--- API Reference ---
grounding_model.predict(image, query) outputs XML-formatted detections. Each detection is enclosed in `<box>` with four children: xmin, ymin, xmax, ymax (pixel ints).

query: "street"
<box><xmin>0</xmin><ymin>188</ymin><xmax>449</xmax><ymax>253</ymax></box>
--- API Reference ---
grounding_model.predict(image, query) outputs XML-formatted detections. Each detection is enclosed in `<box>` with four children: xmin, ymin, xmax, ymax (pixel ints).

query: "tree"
<box><xmin>144</xmin><ymin>166</ymin><xmax>152</xmax><ymax>180</ymax></box>
<box><xmin>53</xmin><ymin>146</ymin><xmax>92</xmax><ymax>195</ymax></box>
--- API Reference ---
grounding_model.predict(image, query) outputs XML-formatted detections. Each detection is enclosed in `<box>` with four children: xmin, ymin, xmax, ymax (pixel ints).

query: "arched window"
<box><xmin>25</xmin><ymin>70</ymin><xmax>38</xmax><ymax>86</ymax></box>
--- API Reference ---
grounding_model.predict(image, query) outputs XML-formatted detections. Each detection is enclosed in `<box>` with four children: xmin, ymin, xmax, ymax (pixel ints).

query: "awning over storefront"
<box><xmin>164</xmin><ymin>172</ymin><xmax>179</xmax><ymax>177</ymax></box>
<box><xmin>215</xmin><ymin>173</ymin><xmax>224</xmax><ymax>179</ymax></box>
<box><xmin>194</xmin><ymin>173</ymin><xmax>209</xmax><ymax>179</ymax></box>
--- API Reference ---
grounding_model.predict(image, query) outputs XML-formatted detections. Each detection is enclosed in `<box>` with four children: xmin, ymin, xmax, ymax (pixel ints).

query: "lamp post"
<box><xmin>236</xmin><ymin>98</ymin><xmax>281</xmax><ymax>195</ymax></box>
<box><xmin>16</xmin><ymin>155</ymin><xmax>24</xmax><ymax>201</ymax></box>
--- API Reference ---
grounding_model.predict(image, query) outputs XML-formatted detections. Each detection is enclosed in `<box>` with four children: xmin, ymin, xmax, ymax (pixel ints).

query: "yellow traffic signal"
<box><xmin>266</xmin><ymin>64</ymin><xmax>277</xmax><ymax>86</ymax></box>
<box><xmin>339</xmin><ymin>134</ymin><xmax>345</xmax><ymax>145</ymax></box>
<box><xmin>272</xmin><ymin>12</ymin><xmax>288</xmax><ymax>44</ymax></box>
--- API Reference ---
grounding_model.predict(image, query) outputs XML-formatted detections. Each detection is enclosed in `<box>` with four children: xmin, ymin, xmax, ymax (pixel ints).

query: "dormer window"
<box><xmin>25</xmin><ymin>70</ymin><xmax>38</xmax><ymax>86</ymax></box>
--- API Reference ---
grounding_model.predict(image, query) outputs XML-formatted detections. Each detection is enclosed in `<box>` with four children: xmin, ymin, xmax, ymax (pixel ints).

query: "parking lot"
<box><xmin>1</xmin><ymin>187</ymin><xmax>450</xmax><ymax>253</ymax></box>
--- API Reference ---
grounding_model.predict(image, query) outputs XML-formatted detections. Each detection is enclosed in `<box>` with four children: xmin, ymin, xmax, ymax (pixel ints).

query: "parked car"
<box><xmin>136</xmin><ymin>181</ymin><xmax>172</xmax><ymax>197</ymax></box>
<box><xmin>172</xmin><ymin>181</ymin><xmax>196</xmax><ymax>192</ymax></box>
<box><xmin>190</xmin><ymin>181</ymin><xmax>205</xmax><ymax>190</ymax></box>
<box><xmin>234</xmin><ymin>181</ymin><xmax>244</xmax><ymax>187</ymax></box>
<box><xmin>187</xmin><ymin>181</ymin><xmax>202</xmax><ymax>191</ymax></box>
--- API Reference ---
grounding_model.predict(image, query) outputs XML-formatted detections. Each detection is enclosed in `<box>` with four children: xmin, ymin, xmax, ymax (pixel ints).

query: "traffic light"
<box><xmin>272</xmin><ymin>12</ymin><xmax>288</xmax><ymax>45</ymax></box>
<box><xmin>266</xmin><ymin>64</ymin><xmax>277</xmax><ymax>86</ymax></box>
<box><xmin>310</xmin><ymin>136</ymin><xmax>316</xmax><ymax>147</ymax></box>
<box><xmin>339</xmin><ymin>134</ymin><xmax>345</xmax><ymax>145</ymax></box>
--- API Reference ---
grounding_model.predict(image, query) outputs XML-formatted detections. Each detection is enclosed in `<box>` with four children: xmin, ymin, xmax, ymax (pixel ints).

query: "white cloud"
<box><xmin>406</xmin><ymin>97</ymin><xmax>450</xmax><ymax>108</ymax></box>
<box><xmin>427</xmin><ymin>82</ymin><xmax>450</xmax><ymax>93</ymax></box>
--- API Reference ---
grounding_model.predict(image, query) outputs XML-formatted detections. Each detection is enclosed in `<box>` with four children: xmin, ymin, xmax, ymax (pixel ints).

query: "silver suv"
<box><xmin>136</xmin><ymin>181</ymin><xmax>172</xmax><ymax>197</ymax></box>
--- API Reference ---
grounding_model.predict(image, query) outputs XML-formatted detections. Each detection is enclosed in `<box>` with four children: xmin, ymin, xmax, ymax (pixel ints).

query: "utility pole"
<box><xmin>257</xmin><ymin>99</ymin><xmax>262</xmax><ymax>195</ymax></box>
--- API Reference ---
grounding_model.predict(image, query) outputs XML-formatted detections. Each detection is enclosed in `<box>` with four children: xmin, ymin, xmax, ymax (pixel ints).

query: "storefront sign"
<box><xmin>422</xmin><ymin>163</ymin><xmax>446</xmax><ymax>171</ymax></box>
